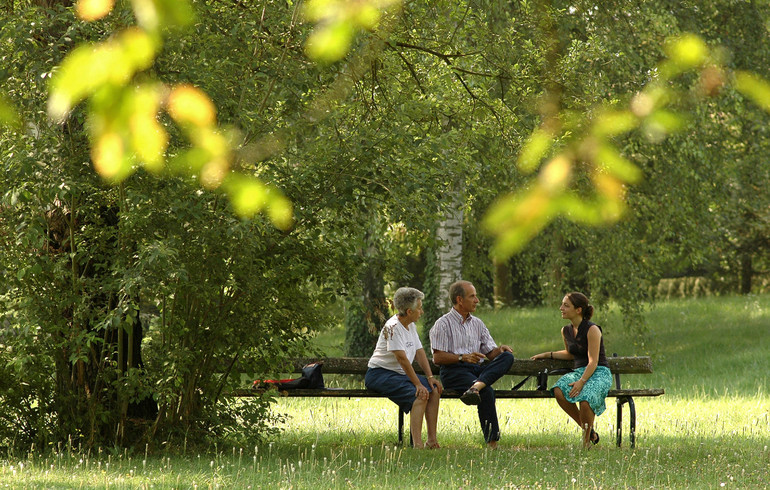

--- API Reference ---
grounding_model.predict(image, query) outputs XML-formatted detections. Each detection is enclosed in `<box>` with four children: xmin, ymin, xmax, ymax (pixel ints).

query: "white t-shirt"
<box><xmin>367</xmin><ymin>315</ymin><xmax>423</xmax><ymax>374</ymax></box>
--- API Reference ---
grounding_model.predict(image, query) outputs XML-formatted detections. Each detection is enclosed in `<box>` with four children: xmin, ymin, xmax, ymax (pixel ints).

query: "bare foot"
<box><xmin>426</xmin><ymin>441</ymin><xmax>441</xmax><ymax>449</ymax></box>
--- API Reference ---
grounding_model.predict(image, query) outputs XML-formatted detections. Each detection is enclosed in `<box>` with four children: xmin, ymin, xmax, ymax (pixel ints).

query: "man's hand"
<box><xmin>463</xmin><ymin>352</ymin><xmax>486</xmax><ymax>364</ymax></box>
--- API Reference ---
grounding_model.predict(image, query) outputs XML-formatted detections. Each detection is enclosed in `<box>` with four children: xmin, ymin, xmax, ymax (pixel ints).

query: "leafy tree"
<box><xmin>0</xmin><ymin>0</ymin><xmax>352</xmax><ymax>448</ymax></box>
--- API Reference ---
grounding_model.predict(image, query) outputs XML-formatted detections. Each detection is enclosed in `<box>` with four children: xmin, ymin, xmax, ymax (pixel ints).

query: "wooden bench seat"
<box><xmin>236</xmin><ymin>354</ymin><xmax>664</xmax><ymax>448</ymax></box>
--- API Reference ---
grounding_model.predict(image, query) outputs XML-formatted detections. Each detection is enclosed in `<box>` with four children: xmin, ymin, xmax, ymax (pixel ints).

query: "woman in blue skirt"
<box><xmin>365</xmin><ymin>287</ymin><xmax>443</xmax><ymax>448</ymax></box>
<box><xmin>531</xmin><ymin>292</ymin><xmax>612</xmax><ymax>448</ymax></box>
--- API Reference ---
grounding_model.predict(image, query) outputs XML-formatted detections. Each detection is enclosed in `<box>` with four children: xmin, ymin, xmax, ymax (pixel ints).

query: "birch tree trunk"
<box><xmin>433</xmin><ymin>187</ymin><xmax>463</xmax><ymax>313</ymax></box>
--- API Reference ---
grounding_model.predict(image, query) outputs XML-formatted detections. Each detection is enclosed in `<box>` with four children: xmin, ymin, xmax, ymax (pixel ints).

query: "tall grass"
<box><xmin>2</xmin><ymin>294</ymin><xmax>768</xmax><ymax>488</ymax></box>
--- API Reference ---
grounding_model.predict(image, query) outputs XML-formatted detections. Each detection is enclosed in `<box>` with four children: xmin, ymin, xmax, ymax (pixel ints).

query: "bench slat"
<box><xmin>281</xmin><ymin>356</ymin><xmax>653</xmax><ymax>375</ymax></box>
<box><xmin>235</xmin><ymin>387</ymin><xmax>664</xmax><ymax>398</ymax></box>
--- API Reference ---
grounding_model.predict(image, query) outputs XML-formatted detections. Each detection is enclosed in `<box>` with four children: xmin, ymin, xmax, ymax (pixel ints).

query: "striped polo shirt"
<box><xmin>429</xmin><ymin>307</ymin><xmax>497</xmax><ymax>356</ymax></box>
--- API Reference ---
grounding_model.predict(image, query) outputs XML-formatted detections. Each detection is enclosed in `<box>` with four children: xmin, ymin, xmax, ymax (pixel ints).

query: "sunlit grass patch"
<box><xmin>1</xmin><ymin>294</ymin><xmax>768</xmax><ymax>487</ymax></box>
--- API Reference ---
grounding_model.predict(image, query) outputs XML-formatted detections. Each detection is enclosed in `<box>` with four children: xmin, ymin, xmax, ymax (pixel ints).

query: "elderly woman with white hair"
<box><xmin>365</xmin><ymin>287</ymin><xmax>443</xmax><ymax>448</ymax></box>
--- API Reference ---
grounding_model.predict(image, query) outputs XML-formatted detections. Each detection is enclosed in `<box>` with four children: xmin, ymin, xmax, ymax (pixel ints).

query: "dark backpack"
<box><xmin>253</xmin><ymin>362</ymin><xmax>325</xmax><ymax>390</ymax></box>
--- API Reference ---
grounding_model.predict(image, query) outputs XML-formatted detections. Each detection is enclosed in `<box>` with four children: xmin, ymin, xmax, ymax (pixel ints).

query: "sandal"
<box><xmin>460</xmin><ymin>386</ymin><xmax>481</xmax><ymax>405</ymax></box>
<box><xmin>426</xmin><ymin>441</ymin><xmax>441</xmax><ymax>449</ymax></box>
<box><xmin>590</xmin><ymin>429</ymin><xmax>600</xmax><ymax>445</ymax></box>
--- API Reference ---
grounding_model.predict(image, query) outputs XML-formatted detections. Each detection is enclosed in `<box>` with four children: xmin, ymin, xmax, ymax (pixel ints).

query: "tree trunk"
<box><xmin>492</xmin><ymin>257</ymin><xmax>512</xmax><ymax>308</ymax></box>
<box><xmin>434</xmin><ymin>192</ymin><xmax>463</xmax><ymax>313</ymax></box>
<box><xmin>740</xmin><ymin>252</ymin><xmax>752</xmax><ymax>294</ymax></box>
<box><xmin>344</xmin><ymin>233</ymin><xmax>388</xmax><ymax>357</ymax></box>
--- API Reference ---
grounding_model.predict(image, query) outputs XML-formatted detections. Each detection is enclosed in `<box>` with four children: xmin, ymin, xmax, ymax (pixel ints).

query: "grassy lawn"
<box><xmin>2</xmin><ymin>294</ymin><xmax>768</xmax><ymax>488</ymax></box>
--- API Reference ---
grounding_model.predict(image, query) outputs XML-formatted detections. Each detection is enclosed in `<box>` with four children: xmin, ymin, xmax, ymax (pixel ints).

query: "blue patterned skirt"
<box><xmin>550</xmin><ymin>366</ymin><xmax>612</xmax><ymax>416</ymax></box>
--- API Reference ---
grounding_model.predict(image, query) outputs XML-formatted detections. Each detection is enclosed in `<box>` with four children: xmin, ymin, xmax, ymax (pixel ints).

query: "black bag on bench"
<box><xmin>253</xmin><ymin>362</ymin><xmax>325</xmax><ymax>390</ymax></box>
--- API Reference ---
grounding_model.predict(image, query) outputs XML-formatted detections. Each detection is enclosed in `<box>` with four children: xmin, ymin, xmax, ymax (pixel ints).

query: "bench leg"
<box><xmin>616</xmin><ymin>396</ymin><xmax>637</xmax><ymax>448</ymax></box>
<box><xmin>397</xmin><ymin>408</ymin><xmax>414</xmax><ymax>446</ymax></box>
<box><xmin>628</xmin><ymin>396</ymin><xmax>637</xmax><ymax>449</ymax></box>
<box><xmin>616</xmin><ymin>397</ymin><xmax>623</xmax><ymax>447</ymax></box>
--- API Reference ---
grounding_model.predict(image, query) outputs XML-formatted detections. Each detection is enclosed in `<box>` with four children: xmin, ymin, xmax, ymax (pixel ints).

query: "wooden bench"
<box><xmin>235</xmin><ymin>354</ymin><xmax>664</xmax><ymax>448</ymax></box>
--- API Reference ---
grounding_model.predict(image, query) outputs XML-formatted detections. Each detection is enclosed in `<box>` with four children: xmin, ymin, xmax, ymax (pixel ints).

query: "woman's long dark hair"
<box><xmin>567</xmin><ymin>292</ymin><xmax>594</xmax><ymax>321</ymax></box>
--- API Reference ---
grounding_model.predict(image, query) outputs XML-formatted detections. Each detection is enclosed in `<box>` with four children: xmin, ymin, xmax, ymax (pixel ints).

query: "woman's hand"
<box><xmin>530</xmin><ymin>352</ymin><xmax>550</xmax><ymax>360</ymax></box>
<box><xmin>428</xmin><ymin>377</ymin><xmax>443</xmax><ymax>396</ymax></box>
<box><xmin>568</xmin><ymin>378</ymin><xmax>585</xmax><ymax>398</ymax></box>
<box><xmin>415</xmin><ymin>383</ymin><xmax>429</xmax><ymax>400</ymax></box>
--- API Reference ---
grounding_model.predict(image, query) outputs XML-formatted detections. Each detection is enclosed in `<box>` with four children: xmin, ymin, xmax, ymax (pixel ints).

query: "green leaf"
<box><xmin>484</xmin><ymin>188</ymin><xmax>559</xmax><ymax>259</ymax></box>
<box><xmin>517</xmin><ymin>128</ymin><xmax>553</xmax><ymax>173</ymax></box>
<box><xmin>592</xmin><ymin>110</ymin><xmax>639</xmax><ymax>138</ymax></box>
<box><xmin>223</xmin><ymin>173</ymin><xmax>293</xmax><ymax>229</ymax></box>
<box><xmin>734</xmin><ymin>71</ymin><xmax>770</xmax><ymax>113</ymax></box>
<box><xmin>660</xmin><ymin>33</ymin><xmax>709</xmax><ymax>78</ymax></box>
<box><xmin>132</xmin><ymin>0</ymin><xmax>194</xmax><ymax>31</ymax></box>
<box><xmin>48</xmin><ymin>29</ymin><xmax>157</xmax><ymax>121</ymax></box>
<box><xmin>595</xmin><ymin>143</ymin><xmax>642</xmax><ymax>184</ymax></box>
<box><xmin>0</xmin><ymin>94</ymin><xmax>19</xmax><ymax>128</ymax></box>
<box><xmin>305</xmin><ymin>21</ymin><xmax>354</xmax><ymax>63</ymax></box>
<box><xmin>642</xmin><ymin>109</ymin><xmax>686</xmax><ymax>142</ymax></box>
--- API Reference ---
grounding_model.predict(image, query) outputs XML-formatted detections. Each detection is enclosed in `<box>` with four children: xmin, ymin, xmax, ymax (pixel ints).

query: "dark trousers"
<box><xmin>439</xmin><ymin>351</ymin><xmax>514</xmax><ymax>442</ymax></box>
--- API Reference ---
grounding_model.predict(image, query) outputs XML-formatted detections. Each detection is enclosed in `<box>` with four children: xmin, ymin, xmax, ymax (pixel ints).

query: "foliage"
<box><xmin>0</xmin><ymin>0</ymin><xmax>351</xmax><ymax>449</ymax></box>
<box><xmin>48</xmin><ymin>0</ymin><xmax>291</xmax><ymax>226</ymax></box>
<box><xmin>468</xmin><ymin>1</ymin><xmax>770</xmax><ymax>317</ymax></box>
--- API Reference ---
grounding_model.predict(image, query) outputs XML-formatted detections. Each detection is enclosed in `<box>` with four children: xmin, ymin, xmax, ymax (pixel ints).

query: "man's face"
<box><xmin>457</xmin><ymin>284</ymin><xmax>480</xmax><ymax>314</ymax></box>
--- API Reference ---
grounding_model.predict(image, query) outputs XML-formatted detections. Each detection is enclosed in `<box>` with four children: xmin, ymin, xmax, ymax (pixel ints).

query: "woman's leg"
<box><xmin>553</xmin><ymin>387</ymin><xmax>582</xmax><ymax>426</ymax></box>
<box><xmin>425</xmin><ymin>390</ymin><xmax>440</xmax><ymax>447</ymax></box>
<box><xmin>410</xmin><ymin>396</ymin><xmax>428</xmax><ymax>448</ymax></box>
<box><xmin>579</xmin><ymin>401</ymin><xmax>596</xmax><ymax>448</ymax></box>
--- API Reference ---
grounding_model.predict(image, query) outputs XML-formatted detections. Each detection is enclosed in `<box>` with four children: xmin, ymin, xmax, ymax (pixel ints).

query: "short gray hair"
<box><xmin>449</xmin><ymin>280</ymin><xmax>471</xmax><ymax>305</ymax></box>
<box><xmin>393</xmin><ymin>287</ymin><xmax>424</xmax><ymax>316</ymax></box>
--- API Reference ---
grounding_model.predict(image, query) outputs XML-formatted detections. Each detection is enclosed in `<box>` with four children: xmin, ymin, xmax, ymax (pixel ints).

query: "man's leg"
<box><xmin>477</xmin><ymin>351</ymin><xmax>514</xmax><ymax>387</ymax></box>
<box><xmin>438</xmin><ymin>365</ymin><xmax>478</xmax><ymax>393</ymax></box>
<box><xmin>472</xmin><ymin>352</ymin><xmax>513</xmax><ymax>446</ymax></box>
<box><xmin>463</xmin><ymin>351</ymin><xmax>515</xmax><ymax>393</ymax></box>
<box><xmin>477</xmin><ymin>385</ymin><xmax>499</xmax><ymax>445</ymax></box>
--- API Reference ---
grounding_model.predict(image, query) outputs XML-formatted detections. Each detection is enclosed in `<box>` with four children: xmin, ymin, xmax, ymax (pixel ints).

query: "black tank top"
<box><xmin>562</xmin><ymin>320</ymin><xmax>609</xmax><ymax>369</ymax></box>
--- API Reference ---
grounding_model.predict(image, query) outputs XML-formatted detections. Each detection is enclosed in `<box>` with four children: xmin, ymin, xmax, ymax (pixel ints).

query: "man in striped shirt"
<box><xmin>429</xmin><ymin>280</ymin><xmax>514</xmax><ymax>448</ymax></box>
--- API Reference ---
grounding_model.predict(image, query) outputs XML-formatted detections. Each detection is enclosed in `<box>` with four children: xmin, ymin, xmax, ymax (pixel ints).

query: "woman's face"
<box><xmin>560</xmin><ymin>295</ymin><xmax>582</xmax><ymax>321</ymax></box>
<box><xmin>406</xmin><ymin>299</ymin><xmax>424</xmax><ymax>323</ymax></box>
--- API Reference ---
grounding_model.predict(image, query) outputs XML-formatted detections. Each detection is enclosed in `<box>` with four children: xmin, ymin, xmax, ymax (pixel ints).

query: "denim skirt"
<box><xmin>365</xmin><ymin>367</ymin><xmax>432</xmax><ymax>413</ymax></box>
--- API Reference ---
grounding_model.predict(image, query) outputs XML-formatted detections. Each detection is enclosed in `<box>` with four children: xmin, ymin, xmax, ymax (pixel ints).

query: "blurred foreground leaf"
<box><xmin>0</xmin><ymin>94</ymin><xmax>19</xmax><ymax>127</ymax></box>
<box><xmin>483</xmin><ymin>32</ymin><xmax>768</xmax><ymax>261</ymax></box>
<box><xmin>76</xmin><ymin>0</ymin><xmax>115</xmax><ymax>21</ymax></box>
<box><xmin>735</xmin><ymin>71</ymin><xmax>770</xmax><ymax>113</ymax></box>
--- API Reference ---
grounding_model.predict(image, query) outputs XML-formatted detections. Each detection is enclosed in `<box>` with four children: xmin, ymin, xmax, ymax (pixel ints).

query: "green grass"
<box><xmin>2</xmin><ymin>294</ymin><xmax>769</xmax><ymax>488</ymax></box>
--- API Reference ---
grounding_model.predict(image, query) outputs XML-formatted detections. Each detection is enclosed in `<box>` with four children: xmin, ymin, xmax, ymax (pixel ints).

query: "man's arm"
<box><xmin>485</xmin><ymin>344</ymin><xmax>513</xmax><ymax>360</ymax></box>
<box><xmin>433</xmin><ymin>349</ymin><xmax>486</xmax><ymax>365</ymax></box>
